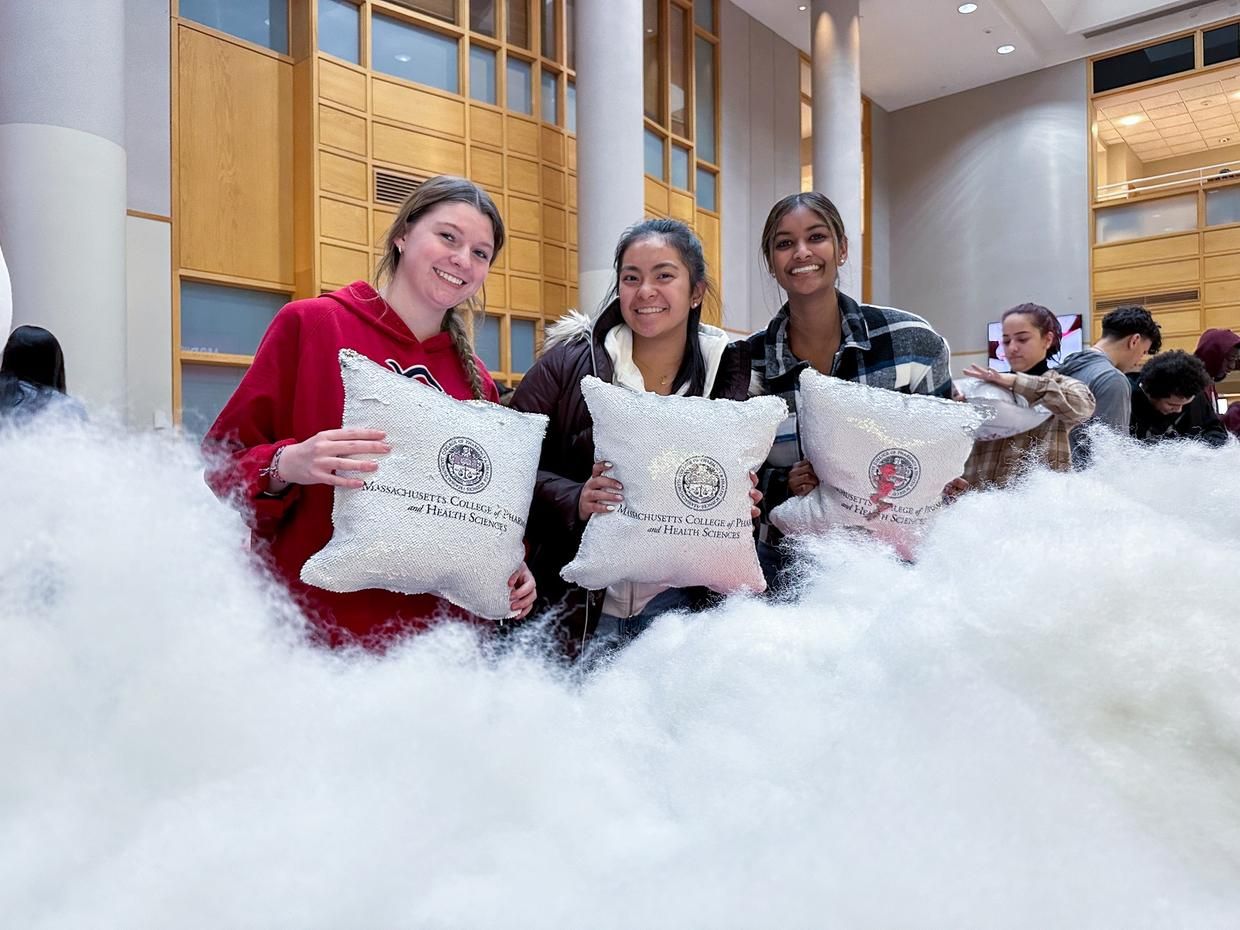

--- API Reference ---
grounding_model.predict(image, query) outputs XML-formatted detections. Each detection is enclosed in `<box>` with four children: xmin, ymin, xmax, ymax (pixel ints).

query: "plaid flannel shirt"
<box><xmin>746</xmin><ymin>292</ymin><xmax>953</xmax><ymax>541</ymax></box>
<box><xmin>962</xmin><ymin>370</ymin><xmax>1096</xmax><ymax>489</ymax></box>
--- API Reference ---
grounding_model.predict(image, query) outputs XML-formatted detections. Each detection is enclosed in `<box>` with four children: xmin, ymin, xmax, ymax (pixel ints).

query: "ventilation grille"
<box><xmin>1095</xmin><ymin>289</ymin><xmax>1199</xmax><ymax>313</ymax></box>
<box><xmin>374</xmin><ymin>169</ymin><xmax>424</xmax><ymax>205</ymax></box>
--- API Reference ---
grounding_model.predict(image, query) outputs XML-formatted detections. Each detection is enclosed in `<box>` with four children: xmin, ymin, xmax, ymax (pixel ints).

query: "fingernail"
<box><xmin>380</xmin><ymin>444</ymin><xmax>392</xmax><ymax>452</ymax></box>
<box><xmin>605</xmin><ymin>504</ymin><xmax>615</xmax><ymax>511</ymax></box>
<box><xmin>602</xmin><ymin>461</ymin><xmax>612</xmax><ymax>468</ymax></box>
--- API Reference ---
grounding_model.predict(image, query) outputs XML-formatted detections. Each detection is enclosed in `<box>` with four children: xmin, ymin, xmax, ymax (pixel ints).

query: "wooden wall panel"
<box><xmin>567</xmin><ymin>136</ymin><xmax>576</xmax><ymax>172</ymax></box>
<box><xmin>1204</xmin><ymin>254</ymin><xmax>1240</xmax><ymax>280</ymax></box>
<box><xmin>372</xmin><ymin>122</ymin><xmax>466</xmax><ymax>176</ymax></box>
<box><xmin>470</xmin><ymin>148</ymin><xmax>504</xmax><ymax>191</ymax></box>
<box><xmin>540</xmin><ymin>126</ymin><xmax>564</xmax><ymax>166</ymax></box>
<box><xmin>372</xmin><ymin>79</ymin><xmax>466</xmax><ymax>136</ymax></box>
<box><xmin>508</xmin><ymin>237</ymin><xmax>542</xmax><ymax>275</ymax></box>
<box><xmin>471</xmin><ymin>106</ymin><xmax>504</xmax><ymax>148</ymax></box>
<box><xmin>319</xmin><ymin>104</ymin><xmax>367</xmax><ymax>156</ymax></box>
<box><xmin>644</xmin><ymin>178</ymin><xmax>669</xmax><ymax>215</ymax></box>
<box><xmin>696</xmin><ymin>209</ymin><xmax>721</xmax><ymax>325</ymax></box>
<box><xmin>1204</xmin><ymin>278</ymin><xmax>1240</xmax><ymax>306</ymax></box>
<box><xmin>507</xmin><ymin>156</ymin><xmax>540</xmax><ymax>196</ymax></box>
<box><xmin>319</xmin><ymin>59</ymin><xmax>366</xmax><ymax>111</ymax></box>
<box><xmin>1093</xmin><ymin>258</ymin><xmax>1200</xmax><ymax>295</ymax></box>
<box><xmin>320</xmin><ymin>197</ymin><xmax>369</xmax><ymax>245</ymax></box>
<box><xmin>321</xmin><ymin>242</ymin><xmax>371</xmax><ymax>284</ymax></box>
<box><xmin>177</xmin><ymin>27</ymin><xmax>293</xmax><ymax>285</ymax></box>
<box><xmin>1150</xmin><ymin>306</ymin><xmax>1203</xmax><ymax>334</ymax></box>
<box><xmin>1205</xmin><ymin>305</ymin><xmax>1240</xmax><ymax>329</ymax></box>
<box><xmin>372</xmin><ymin>208</ymin><xmax>396</xmax><ymax>248</ymax></box>
<box><xmin>541</xmin><ymin>166</ymin><xmax>565</xmax><ymax>205</ymax></box>
<box><xmin>506</xmin><ymin>117</ymin><xmax>540</xmax><ymax>157</ymax></box>
<box><xmin>1204</xmin><ymin>226</ymin><xmax>1240</xmax><ymax>254</ymax></box>
<box><xmin>1092</xmin><ymin>233</ymin><xmax>1199</xmax><ymax>270</ymax></box>
<box><xmin>484</xmin><ymin>274</ymin><xmax>507</xmax><ymax>309</ymax></box>
<box><xmin>568</xmin><ymin>177</ymin><xmax>577</xmax><ymax>210</ymax></box>
<box><xmin>568</xmin><ymin>248</ymin><xmax>578</xmax><ymax>284</ymax></box>
<box><xmin>669</xmin><ymin>190</ymin><xmax>695</xmax><ymax>223</ymax></box>
<box><xmin>568</xmin><ymin>211</ymin><xmax>578</xmax><ymax>247</ymax></box>
<box><xmin>509</xmin><ymin>275</ymin><xmax>541</xmax><ymax>311</ymax></box>
<box><xmin>543</xmin><ymin>243</ymin><xmax>567</xmax><ymax>280</ymax></box>
<box><xmin>541</xmin><ymin>204</ymin><xmax>566</xmax><ymax>242</ymax></box>
<box><xmin>543</xmin><ymin>281</ymin><xmax>567</xmax><ymax>318</ymax></box>
<box><xmin>319</xmin><ymin>150</ymin><xmax>368</xmax><ymax>200</ymax></box>
<box><xmin>506</xmin><ymin>196</ymin><xmax>541</xmax><ymax>236</ymax></box>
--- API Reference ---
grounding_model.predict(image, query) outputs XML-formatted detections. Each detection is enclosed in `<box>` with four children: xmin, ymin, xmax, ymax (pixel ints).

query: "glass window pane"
<box><xmin>317</xmin><ymin>0</ymin><xmax>359</xmax><ymax>64</ymax></box>
<box><xmin>694</xmin><ymin>0</ymin><xmax>714</xmax><ymax>34</ymax></box>
<box><xmin>541</xmin><ymin>0</ymin><xmax>558</xmax><ymax>60</ymax></box>
<box><xmin>471</xmin><ymin>0</ymin><xmax>496</xmax><ymax>35</ymax></box>
<box><xmin>696</xmin><ymin>166</ymin><xmax>717</xmax><ymax>211</ymax></box>
<box><xmin>1092</xmin><ymin>36</ymin><xmax>1195</xmax><ymax>94</ymax></box>
<box><xmin>670</xmin><ymin>144</ymin><xmax>690</xmax><ymax>190</ymax></box>
<box><xmin>644</xmin><ymin>129</ymin><xmax>665</xmax><ymax>180</ymax></box>
<box><xmin>799</xmin><ymin>57</ymin><xmax>811</xmax><ymax>97</ymax></box>
<box><xmin>469</xmin><ymin>45</ymin><xmax>497</xmax><ymax>104</ymax></box>
<box><xmin>565</xmin><ymin>0</ymin><xmax>575</xmax><ymax>69</ymax></box>
<box><xmin>670</xmin><ymin>4</ymin><xmax>688</xmax><ymax>137</ymax></box>
<box><xmin>1206</xmin><ymin>185</ymin><xmax>1240</xmax><ymax>226</ymax></box>
<box><xmin>541</xmin><ymin>70</ymin><xmax>558</xmax><ymax>124</ymax></box>
<box><xmin>181</xmin><ymin>363</ymin><xmax>247</xmax><ymax>439</ymax></box>
<box><xmin>566</xmin><ymin>80</ymin><xmax>576</xmax><ymax>133</ymax></box>
<box><xmin>373</xmin><ymin>13</ymin><xmax>459</xmax><ymax>93</ymax></box>
<box><xmin>387</xmin><ymin>0</ymin><xmax>456</xmax><ymax>24</ymax></box>
<box><xmin>695</xmin><ymin>36</ymin><xmax>716</xmax><ymax>163</ymax></box>
<box><xmin>1204</xmin><ymin>23</ymin><xmax>1240</xmax><ymax>67</ymax></box>
<box><xmin>180</xmin><ymin>282</ymin><xmax>285</xmax><ymax>356</ymax></box>
<box><xmin>511</xmin><ymin>318</ymin><xmax>537</xmax><ymax>373</ymax></box>
<box><xmin>477</xmin><ymin>314</ymin><xmax>501</xmax><ymax>371</ymax></box>
<box><xmin>643</xmin><ymin>0</ymin><xmax>662</xmax><ymax>123</ymax></box>
<box><xmin>180</xmin><ymin>0</ymin><xmax>289</xmax><ymax>53</ymax></box>
<box><xmin>1094</xmin><ymin>193</ymin><xmax>1197</xmax><ymax>244</ymax></box>
<box><xmin>507</xmin><ymin>0</ymin><xmax>530</xmax><ymax>48</ymax></box>
<box><xmin>506</xmin><ymin>56</ymin><xmax>533</xmax><ymax>114</ymax></box>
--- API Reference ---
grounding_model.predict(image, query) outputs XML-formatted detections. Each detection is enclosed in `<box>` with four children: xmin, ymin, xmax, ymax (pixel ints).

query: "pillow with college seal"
<box><xmin>560</xmin><ymin>376</ymin><xmax>787</xmax><ymax>594</ymax></box>
<box><xmin>770</xmin><ymin>371</ymin><xmax>984</xmax><ymax>542</ymax></box>
<box><xmin>300</xmin><ymin>349</ymin><xmax>548</xmax><ymax>619</ymax></box>
<box><xmin>954</xmin><ymin>378</ymin><xmax>1051</xmax><ymax>441</ymax></box>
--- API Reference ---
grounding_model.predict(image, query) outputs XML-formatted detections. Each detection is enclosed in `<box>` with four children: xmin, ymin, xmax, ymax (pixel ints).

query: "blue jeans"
<box><xmin>594</xmin><ymin>587</ymin><xmax>697</xmax><ymax>642</ymax></box>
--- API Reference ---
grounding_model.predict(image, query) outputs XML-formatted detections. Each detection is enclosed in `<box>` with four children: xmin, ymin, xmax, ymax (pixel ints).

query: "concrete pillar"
<box><xmin>810</xmin><ymin>0</ymin><xmax>862</xmax><ymax>254</ymax></box>
<box><xmin>0</xmin><ymin>1</ymin><xmax>127</xmax><ymax>408</ymax></box>
<box><xmin>575</xmin><ymin>0</ymin><xmax>645</xmax><ymax>313</ymax></box>
<box><xmin>0</xmin><ymin>243</ymin><xmax>11</xmax><ymax>339</ymax></box>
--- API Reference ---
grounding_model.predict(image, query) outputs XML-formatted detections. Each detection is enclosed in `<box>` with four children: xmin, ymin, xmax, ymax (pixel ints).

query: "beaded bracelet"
<box><xmin>259</xmin><ymin>446</ymin><xmax>287</xmax><ymax>484</ymax></box>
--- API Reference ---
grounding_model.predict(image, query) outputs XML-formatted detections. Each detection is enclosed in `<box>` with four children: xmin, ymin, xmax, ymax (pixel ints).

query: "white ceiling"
<box><xmin>730</xmin><ymin>0</ymin><xmax>1240</xmax><ymax>111</ymax></box>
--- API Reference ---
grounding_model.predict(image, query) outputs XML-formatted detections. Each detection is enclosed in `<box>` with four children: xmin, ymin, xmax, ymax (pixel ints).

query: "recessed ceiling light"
<box><xmin>1118</xmin><ymin>114</ymin><xmax>1145</xmax><ymax>127</ymax></box>
<box><xmin>958</xmin><ymin>3</ymin><xmax>978</xmax><ymax>12</ymax></box>
<box><xmin>798</xmin><ymin>4</ymin><xmax>808</xmax><ymax>10</ymax></box>
<box><xmin>1222</xmin><ymin>137</ymin><xmax>1233</xmax><ymax>143</ymax></box>
<box><xmin>394</xmin><ymin>53</ymin><xmax>412</xmax><ymax>62</ymax></box>
<box><xmin>997</xmin><ymin>44</ymin><xmax>1015</xmax><ymax>54</ymax></box>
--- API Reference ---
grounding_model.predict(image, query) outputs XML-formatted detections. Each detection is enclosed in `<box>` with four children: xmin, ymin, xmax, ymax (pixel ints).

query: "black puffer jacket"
<box><xmin>509</xmin><ymin>300</ymin><xmax>752</xmax><ymax>646</ymax></box>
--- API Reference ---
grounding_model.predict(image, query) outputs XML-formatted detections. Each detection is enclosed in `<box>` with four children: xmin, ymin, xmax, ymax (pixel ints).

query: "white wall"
<box><xmin>884</xmin><ymin>60</ymin><xmax>1091</xmax><ymax>375</ymax></box>
<box><xmin>868</xmin><ymin>100</ymin><xmax>892</xmax><ymax>306</ymax></box>
<box><xmin>125</xmin><ymin>216</ymin><xmax>173</xmax><ymax>430</ymax></box>
<box><xmin>125</xmin><ymin>0</ymin><xmax>171</xmax><ymax>217</ymax></box>
<box><xmin>719</xmin><ymin>0</ymin><xmax>801</xmax><ymax>336</ymax></box>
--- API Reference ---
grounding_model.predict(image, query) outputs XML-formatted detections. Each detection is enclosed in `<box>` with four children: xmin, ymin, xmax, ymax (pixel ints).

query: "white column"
<box><xmin>0</xmin><ymin>1</ymin><xmax>127</xmax><ymax>408</ymax></box>
<box><xmin>0</xmin><ymin>242</ymin><xmax>11</xmax><ymax>339</ymax></box>
<box><xmin>810</xmin><ymin>0</ymin><xmax>863</xmax><ymax>253</ymax></box>
<box><xmin>575</xmin><ymin>0</ymin><xmax>645</xmax><ymax>314</ymax></box>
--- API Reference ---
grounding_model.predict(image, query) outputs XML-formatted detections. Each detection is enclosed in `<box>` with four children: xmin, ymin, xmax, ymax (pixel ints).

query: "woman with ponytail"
<box><xmin>961</xmin><ymin>302</ymin><xmax>1095</xmax><ymax>488</ymax></box>
<box><xmin>205</xmin><ymin>175</ymin><xmax>536</xmax><ymax>647</ymax></box>
<box><xmin>510</xmin><ymin>218</ymin><xmax>759</xmax><ymax>649</ymax></box>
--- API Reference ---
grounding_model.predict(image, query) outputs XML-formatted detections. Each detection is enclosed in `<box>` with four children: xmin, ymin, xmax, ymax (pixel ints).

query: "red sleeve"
<box><xmin>202</xmin><ymin>307</ymin><xmax>305</xmax><ymax>536</ymax></box>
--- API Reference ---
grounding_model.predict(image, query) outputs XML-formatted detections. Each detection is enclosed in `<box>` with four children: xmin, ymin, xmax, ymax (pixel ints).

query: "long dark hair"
<box><xmin>604</xmin><ymin>218</ymin><xmax>715</xmax><ymax>397</ymax></box>
<box><xmin>373</xmin><ymin>175</ymin><xmax>506</xmax><ymax>399</ymax></box>
<box><xmin>2</xmin><ymin>325</ymin><xmax>67</xmax><ymax>392</ymax></box>
<box><xmin>1002</xmin><ymin>302</ymin><xmax>1062</xmax><ymax>361</ymax></box>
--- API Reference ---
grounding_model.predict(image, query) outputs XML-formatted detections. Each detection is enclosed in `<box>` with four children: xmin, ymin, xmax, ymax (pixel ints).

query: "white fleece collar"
<box><xmin>604</xmin><ymin>322</ymin><xmax>729</xmax><ymax>396</ymax></box>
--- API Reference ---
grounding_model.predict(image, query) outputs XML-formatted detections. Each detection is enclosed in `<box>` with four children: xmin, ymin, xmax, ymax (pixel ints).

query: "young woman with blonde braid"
<box><xmin>205</xmin><ymin>176</ymin><xmax>536</xmax><ymax>647</ymax></box>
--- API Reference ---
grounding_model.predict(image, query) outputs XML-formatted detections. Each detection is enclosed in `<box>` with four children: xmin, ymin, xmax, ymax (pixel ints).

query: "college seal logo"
<box><xmin>867</xmin><ymin>448</ymin><xmax>920</xmax><ymax>518</ymax></box>
<box><xmin>438</xmin><ymin>437</ymin><xmax>491</xmax><ymax>494</ymax></box>
<box><xmin>675</xmin><ymin>456</ymin><xmax>727</xmax><ymax>511</ymax></box>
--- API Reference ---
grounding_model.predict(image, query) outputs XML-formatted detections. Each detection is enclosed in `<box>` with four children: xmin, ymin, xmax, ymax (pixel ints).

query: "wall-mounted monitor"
<box><xmin>988</xmin><ymin>314</ymin><xmax>1084</xmax><ymax>372</ymax></box>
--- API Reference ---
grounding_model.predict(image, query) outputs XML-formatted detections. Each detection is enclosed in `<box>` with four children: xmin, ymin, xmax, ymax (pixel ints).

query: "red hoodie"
<box><xmin>205</xmin><ymin>281</ymin><xmax>500</xmax><ymax>646</ymax></box>
<box><xmin>1194</xmin><ymin>328</ymin><xmax>1240</xmax><ymax>408</ymax></box>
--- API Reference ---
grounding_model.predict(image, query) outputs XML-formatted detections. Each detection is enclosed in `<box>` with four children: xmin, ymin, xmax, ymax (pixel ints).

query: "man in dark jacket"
<box><xmin>1130</xmin><ymin>350</ymin><xmax>1227</xmax><ymax>446</ymax></box>
<box><xmin>1057</xmin><ymin>306</ymin><xmax>1161</xmax><ymax>465</ymax></box>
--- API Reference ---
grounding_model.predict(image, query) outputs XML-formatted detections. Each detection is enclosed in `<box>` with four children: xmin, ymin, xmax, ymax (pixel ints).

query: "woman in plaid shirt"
<box><xmin>960</xmin><ymin>303</ymin><xmax>1095</xmax><ymax>489</ymax></box>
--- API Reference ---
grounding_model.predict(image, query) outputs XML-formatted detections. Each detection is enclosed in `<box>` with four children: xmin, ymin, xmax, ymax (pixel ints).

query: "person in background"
<box><xmin>1222</xmin><ymin>403</ymin><xmax>1240</xmax><ymax>440</ymax></box>
<box><xmin>746</xmin><ymin>192</ymin><xmax>954</xmax><ymax>586</ymax></box>
<box><xmin>204</xmin><ymin>175</ymin><xmax>535</xmax><ymax>648</ymax></box>
<box><xmin>1056</xmin><ymin>305</ymin><xmax>1161</xmax><ymax>466</ymax></box>
<box><xmin>1193</xmin><ymin>328</ymin><xmax>1239</xmax><ymax>413</ymax></box>
<box><xmin>0</xmin><ymin>325</ymin><xmax>86</xmax><ymax>422</ymax></box>
<box><xmin>961</xmin><ymin>303</ymin><xmax>1096</xmax><ymax>489</ymax></box>
<box><xmin>510</xmin><ymin>218</ymin><xmax>759</xmax><ymax>650</ymax></box>
<box><xmin>1129</xmin><ymin>349</ymin><xmax>1226</xmax><ymax>446</ymax></box>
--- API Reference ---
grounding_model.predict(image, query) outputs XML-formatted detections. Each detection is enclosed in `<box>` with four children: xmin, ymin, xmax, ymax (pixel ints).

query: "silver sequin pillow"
<box><xmin>770</xmin><ymin>371</ymin><xmax>984</xmax><ymax>539</ymax></box>
<box><xmin>561</xmin><ymin>376</ymin><xmax>787</xmax><ymax>594</ymax></box>
<box><xmin>301</xmin><ymin>350</ymin><xmax>548</xmax><ymax>619</ymax></box>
